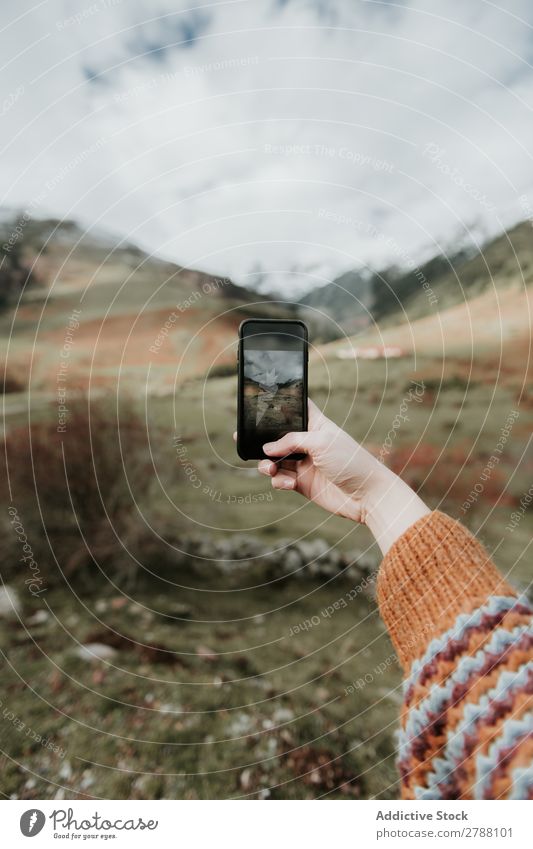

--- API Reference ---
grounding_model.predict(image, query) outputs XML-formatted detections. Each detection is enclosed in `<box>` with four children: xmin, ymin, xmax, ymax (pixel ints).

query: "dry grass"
<box><xmin>1</xmin><ymin>395</ymin><xmax>165</xmax><ymax>587</ymax></box>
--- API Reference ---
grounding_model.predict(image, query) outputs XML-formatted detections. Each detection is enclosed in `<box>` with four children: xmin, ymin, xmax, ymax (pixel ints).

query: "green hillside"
<box><xmin>299</xmin><ymin>221</ymin><xmax>533</xmax><ymax>335</ymax></box>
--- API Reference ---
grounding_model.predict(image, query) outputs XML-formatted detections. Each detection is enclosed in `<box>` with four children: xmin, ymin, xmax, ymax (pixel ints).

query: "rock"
<box><xmin>196</xmin><ymin>645</ymin><xmax>217</xmax><ymax>661</ymax></box>
<box><xmin>352</xmin><ymin>552</ymin><xmax>379</xmax><ymax>575</ymax></box>
<box><xmin>175</xmin><ymin>531</ymin><xmax>366</xmax><ymax>586</ymax></box>
<box><xmin>325</xmin><ymin>548</ymin><xmax>343</xmax><ymax>568</ymax></box>
<box><xmin>228</xmin><ymin>712</ymin><xmax>255</xmax><ymax>736</ymax></box>
<box><xmin>74</xmin><ymin>643</ymin><xmax>117</xmax><ymax>662</ymax></box>
<box><xmin>227</xmin><ymin>536</ymin><xmax>261</xmax><ymax>558</ymax></box>
<box><xmin>240</xmin><ymin>768</ymin><xmax>253</xmax><ymax>791</ymax></box>
<box><xmin>281</xmin><ymin>548</ymin><xmax>303</xmax><ymax>574</ymax></box>
<box><xmin>59</xmin><ymin>761</ymin><xmax>72</xmax><ymax>781</ymax></box>
<box><xmin>170</xmin><ymin>602</ymin><xmax>192</xmax><ymax>619</ymax></box>
<box><xmin>0</xmin><ymin>586</ymin><xmax>21</xmax><ymax>618</ymax></box>
<box><xmin>131</xmin><ymin>774</ymin><xmax>152</xmax><ymax>795</ymax></box>
<box><xmin>159</xmin><ymin>703</ymin><xmax>183</xmax><ymax>714</ymax></box>
<box><xmin>27</xmin><ymin>609</ymin><xmax>50</xmax><ymax>625</ymax></box>
<box><xmin>272</xmin><ymin>707</ymin><xmax>294</xmax><ymax>723</ymax></box>
<box><xmin>80</xmin><ymin>770</ymin><xmax>94</xmax><ymax>790</ymax></box>
<box><xmin>296</xmin><ymin>538</ymin><xmax>330</xmax><ymax>564</ymax></box>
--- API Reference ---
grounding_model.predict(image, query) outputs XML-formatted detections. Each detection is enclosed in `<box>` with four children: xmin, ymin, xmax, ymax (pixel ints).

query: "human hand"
<box><xmin>252</xmin><ymin>400</ymin><xmax>430</xmax><ymax>554</ymax></box>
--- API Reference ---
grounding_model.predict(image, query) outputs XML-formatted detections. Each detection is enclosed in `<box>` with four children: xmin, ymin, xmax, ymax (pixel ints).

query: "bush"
<box><xmin>206</xmin><ymin>361</ymin><xmax>236</xmax><ymax>379</ymax></box>
<box><xmin>0</xmin><ymin>225</ymin><xmax>39</xmax><ymax>310</ymax></box>
<box><xmin>1</xmin><ymin>367</ymin><xmax>25</xmax><ymax>393</ymax></box>
<box><xmin>1</xmin><ymin>395</ymin><xmax>169</xmax><ymax>589</ymax></box>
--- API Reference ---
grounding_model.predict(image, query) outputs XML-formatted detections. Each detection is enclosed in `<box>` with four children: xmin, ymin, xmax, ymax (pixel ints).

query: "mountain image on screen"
<box><xmin>243</xmin><ymin>350</ymin><xmax>303</xmax><ymax>440</ymax></box>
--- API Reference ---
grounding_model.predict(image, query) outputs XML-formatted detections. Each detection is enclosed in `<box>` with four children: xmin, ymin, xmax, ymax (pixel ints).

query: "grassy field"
<box><xmin>2</xmin><ymin>340</ymin><xmax>531</xmax><ymax>800</ymax></box>
<box><xmin>1</xmin><ymin>575</ymin><xmax>401</xmax><ymax>800</ymax></box>
<box><xmin>167</xmin><ymin>351</ymin><xmax>532</xmax><ymax>587</ymax></box>
<box><xmin>1</xmin><ymin>216</ymin><xmax>532</xmax><ymax>800</ymax></box>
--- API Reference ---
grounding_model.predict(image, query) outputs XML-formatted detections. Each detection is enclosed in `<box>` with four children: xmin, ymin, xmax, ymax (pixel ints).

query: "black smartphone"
<box><xmin>237</xmin><ymin>318</ymin><xmax>308</xmax><ymax>461</ymax></box>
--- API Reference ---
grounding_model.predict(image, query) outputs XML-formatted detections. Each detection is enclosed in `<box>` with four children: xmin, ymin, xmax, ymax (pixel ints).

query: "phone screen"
<box><xmin>238</xmin><ymin>320</ymin><xmax>308</xmax><ymax>460</ymax></box>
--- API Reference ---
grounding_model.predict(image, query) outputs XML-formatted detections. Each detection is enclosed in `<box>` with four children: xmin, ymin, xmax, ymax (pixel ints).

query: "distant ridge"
<box><xmin>298</xmin><ymin>221</ymin><xmax>533</xmax><ymax>337</ymax></box>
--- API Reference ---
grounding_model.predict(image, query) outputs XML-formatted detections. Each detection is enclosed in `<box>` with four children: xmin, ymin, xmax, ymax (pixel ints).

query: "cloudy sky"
<box><xmin>244</xmin><ymin>349</ymin><xmax>302</xmax><ymax>385</ymax></box>
<box><xmin>2</xmin><ymin>0</ymin><xmax>533</xmax><ymax>294</ymax></box>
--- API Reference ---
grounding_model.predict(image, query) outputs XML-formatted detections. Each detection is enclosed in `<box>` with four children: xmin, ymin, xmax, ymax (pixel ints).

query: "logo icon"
<box><xmin>20</xmin><ymin>809</ymin><xmax>46</xmax><ymax>837</ymax></box>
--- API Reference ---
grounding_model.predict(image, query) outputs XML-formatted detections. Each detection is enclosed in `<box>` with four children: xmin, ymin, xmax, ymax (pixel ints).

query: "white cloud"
<box><xmin>244</xmin><ymin>349</ymin><xmax>302</xmax><ymax>384</ymax></box>
<box><xmin>1</xmin><ymin>0</ymin><xmax>533</xmax><ymax>295</ymax></box>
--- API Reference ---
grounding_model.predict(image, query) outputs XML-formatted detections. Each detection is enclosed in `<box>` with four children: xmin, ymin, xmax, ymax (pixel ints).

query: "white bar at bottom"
<box><xmin>2</xmin><ymin>799</ymin><xmax>530</xmax><ymax>848</ymax></box>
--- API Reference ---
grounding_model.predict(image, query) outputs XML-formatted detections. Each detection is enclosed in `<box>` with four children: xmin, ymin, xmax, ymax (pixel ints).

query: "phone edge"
<box><xmin>236</xmin><ymin>318</ymin><xmax>308</xmax><ymax>461</ymax></box>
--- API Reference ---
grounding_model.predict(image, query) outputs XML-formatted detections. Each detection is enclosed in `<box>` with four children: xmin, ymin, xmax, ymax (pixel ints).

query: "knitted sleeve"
<box><xmin>375</xmin><ymin>510</ymin><xmax>533</xmax><ymax>800</ymax></box>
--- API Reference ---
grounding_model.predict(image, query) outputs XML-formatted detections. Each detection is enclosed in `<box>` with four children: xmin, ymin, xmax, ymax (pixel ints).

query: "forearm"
<box><xmin>375</xmin><ymin>510</ymin><xmax>518</xmax><ymax>669</ymax></box>
<box><xmin>363</xmin><ymin>471</ymin><xmax>430</xmax><ymax>556</ymax></box>
<box><xmin>373</xmin><ymin>510</ymin><xmax>532</xmax><ymax>800</ymax></box>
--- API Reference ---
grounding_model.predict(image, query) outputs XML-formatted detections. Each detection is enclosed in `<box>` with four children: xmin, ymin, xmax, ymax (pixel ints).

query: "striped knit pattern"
<box><xmin>376</xmin><ymin>510</ymin><xmax>533</xmax><ymax>800</ymax></box>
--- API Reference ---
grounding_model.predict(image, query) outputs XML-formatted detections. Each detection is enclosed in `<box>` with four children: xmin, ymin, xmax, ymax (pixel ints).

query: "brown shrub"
<box><xmin>388</xmin><ymin>442</ymin><xmax>516</xmax><ymax>507</ymax></box>
<box><xmin>1</xmin><ymin>367</ymin><xmax>26</xmax><ymax>393</ymax></box>
<box><xmin>1</xmin><ymin>395</ymin><xmax>167</xmax><ymax>588</ymax></box>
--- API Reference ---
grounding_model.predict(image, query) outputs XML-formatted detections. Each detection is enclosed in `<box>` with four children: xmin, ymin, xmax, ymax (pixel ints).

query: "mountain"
<box><xmin>299</xmin><ymin>268</ymin><xmax>375</xmax><ymax>337</ymax></box>
<box><xmin>319</xmin><ymin>280</ymin><xmax>533</xmax><ymax>363</ymax></box>
<box><xmin>298</xmin><ymin>221</ymin><xmax>533</xmax><ymax>336</ymax></box>
<box><xmin>0</xmin><ymin>213</ymin><xmax>291</xmax><ymax>394</ymax></box>
<box><xmin>375</xmin><ymin>220</ymin><xmax>533</xmax><ymax>325</ymax></box>
<box><xmin>3</xmin><ymin>211</ymin><xmax>532</xmax><ymax>399</ymax></box>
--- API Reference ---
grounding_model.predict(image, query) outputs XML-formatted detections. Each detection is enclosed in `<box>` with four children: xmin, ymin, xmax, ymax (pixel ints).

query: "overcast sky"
<box><xmin>2</xmin><ymin>0</ymin><xmax>533</xmax><ymax>294</ymax></box>
<box><xmin>244</xmin><ymin>349</ymin><xmax>302</xmax><ymax>384</ymax></box>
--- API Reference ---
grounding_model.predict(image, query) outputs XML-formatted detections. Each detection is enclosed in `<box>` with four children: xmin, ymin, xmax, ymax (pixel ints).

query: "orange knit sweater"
<box><xmin>376</xmin><ymin>511</ymin><xmax>533</xmax><ymax>800</ymax></box>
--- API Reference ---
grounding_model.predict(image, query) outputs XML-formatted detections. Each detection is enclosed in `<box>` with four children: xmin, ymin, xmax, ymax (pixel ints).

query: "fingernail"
<box><xmin>263</xmin><ymin>443</ymin><xmax>274</xmax><ymax>453</ymax></box>
<box><xmin>282</xmin><ymin>480</ymin><xmax>294</xmax><ymax>490</ymax></box>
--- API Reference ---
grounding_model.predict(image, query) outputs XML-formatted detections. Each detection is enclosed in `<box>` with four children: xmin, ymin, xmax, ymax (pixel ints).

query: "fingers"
<box><xmin>258</xmin><ymin>459</ymin><xmax>297</xmax><ymax>490</ymax></box>
<box><xmin>278</xmin><ymin>459</ymin><xmax>298</xmax><ymax>472</ymax></box>
<box><xmin>263</xmin><ymin>431</ymin><xmax>318</xmax><ymax>458</ymax></box>
<box><xmin>271</xmin><ymin>469</ymin><xmax>297</xmax><ymax>490</ymax></box>
<box><xmin>258</xmin><ymin>459</ymin><xmax>277</xmax><ymax>477</ymax></box>
<box><xmin>259</xmin><ymin>459</ymin><xmax>298</xmax><ymax>473</ymax></box>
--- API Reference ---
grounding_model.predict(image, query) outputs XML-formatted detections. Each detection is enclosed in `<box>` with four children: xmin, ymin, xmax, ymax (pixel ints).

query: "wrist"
<box><xmin>363</xmin><ymin>470</ymin><xmax>430</xmax><ymax>555</ymax></box>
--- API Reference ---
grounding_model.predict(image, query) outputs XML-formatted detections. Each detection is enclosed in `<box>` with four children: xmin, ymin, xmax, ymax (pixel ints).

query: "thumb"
<box><xmin>263</xmin><ymin>431</ymin><xmax>319</xmax><ymax>458</ymax></box>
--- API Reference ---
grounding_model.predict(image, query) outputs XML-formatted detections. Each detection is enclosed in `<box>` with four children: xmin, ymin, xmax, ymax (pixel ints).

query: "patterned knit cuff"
<box><xmin>376</xmin><ymin>510</ymin><xmax>516</xmax><ymax>671</ymax></box>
